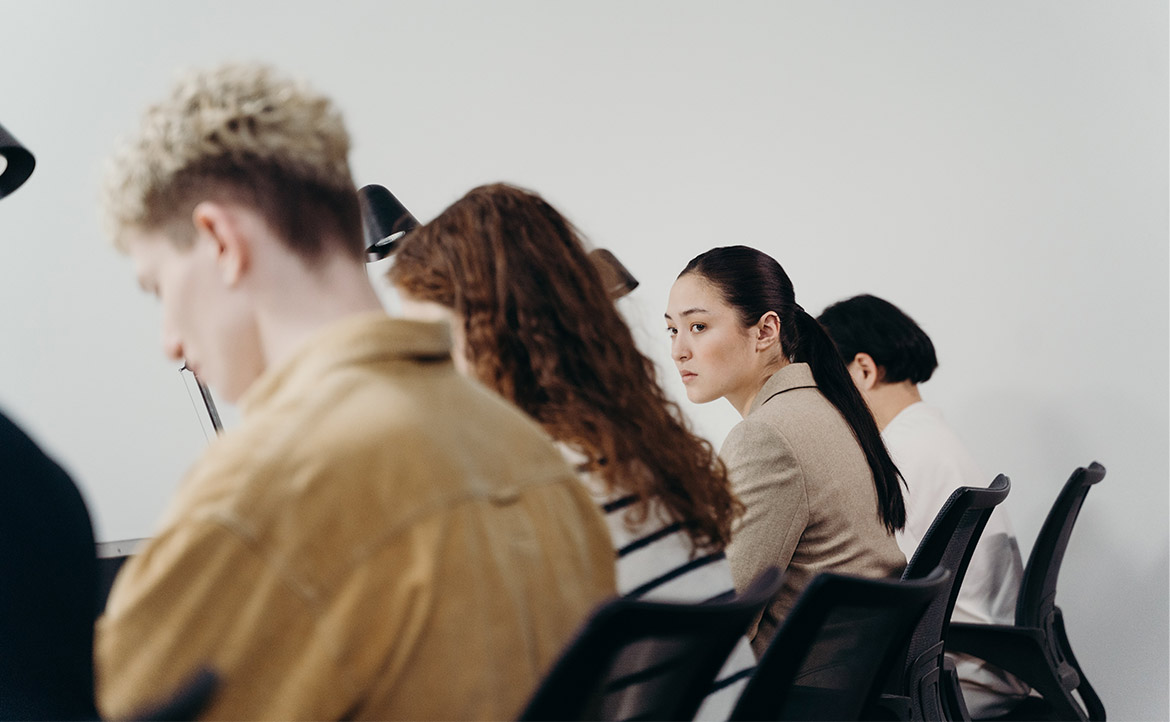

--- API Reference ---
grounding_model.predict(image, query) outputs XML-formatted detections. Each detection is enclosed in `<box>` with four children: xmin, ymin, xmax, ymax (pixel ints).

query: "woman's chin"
<box><xmin>684</xmin><ymin>386</ymin><xmax>717</xmax><ymax>405</ymax></box>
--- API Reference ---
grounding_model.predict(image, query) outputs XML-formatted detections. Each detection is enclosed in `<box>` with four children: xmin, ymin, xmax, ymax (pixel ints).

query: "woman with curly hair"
<box><xmin>388</xmin><ymin>183</ymin><xmax>754</xmax><ymax>718</ymax></box>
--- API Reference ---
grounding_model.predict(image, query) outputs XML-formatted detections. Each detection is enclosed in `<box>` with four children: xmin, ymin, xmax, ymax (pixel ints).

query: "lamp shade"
<box><xmin>590</xmin><ymin>248</ymin><xmax>639</xmax><ymax>299</ymax></box>
<box><xmin>0</xmin><ymin>122</ymin><xmax>35</xmax><ymax>200</ymax></box>
<box><xmin>359</xmin><ymin>184</ymin><xmax>419</xmax><ymax>262</ymax></box>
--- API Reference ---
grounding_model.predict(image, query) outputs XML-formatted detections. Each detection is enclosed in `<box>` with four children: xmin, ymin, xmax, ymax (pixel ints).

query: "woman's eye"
<box><xmin>690</xmin><ymin>323</ymin><xmax>706</xmax><ymax>333</ymax></box>
<box><xmin>666</xmin><ymin>326</ymin><xmax>677</xmax><ymax>336</ymax></box>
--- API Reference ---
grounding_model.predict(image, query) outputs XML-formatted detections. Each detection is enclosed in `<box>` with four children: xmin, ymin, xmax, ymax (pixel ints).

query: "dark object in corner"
<box><xmin>0</xmin><ymin>410</ymin><xmax>99</xmax><ymax>720</ymax></box>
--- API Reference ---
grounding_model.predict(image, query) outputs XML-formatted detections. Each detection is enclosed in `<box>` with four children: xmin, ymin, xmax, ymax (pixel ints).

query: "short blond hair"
<box><xmin>102</xmin><ymin>62</ymin><xmax>362</xmax><ymax>259</ymax></box>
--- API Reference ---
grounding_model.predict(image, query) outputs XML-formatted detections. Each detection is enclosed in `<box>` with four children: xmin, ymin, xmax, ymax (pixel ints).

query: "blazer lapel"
<box><xmin>748</xmin><ymin>363</ymin><xmax>817</xmax><ymax>415</ymax></box>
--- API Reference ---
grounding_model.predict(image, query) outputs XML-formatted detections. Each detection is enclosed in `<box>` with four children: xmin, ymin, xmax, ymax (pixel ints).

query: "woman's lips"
<box><xmin>680</xmin><ymin>371</ymin><xmax>697</xmax><ymax>384</ymax></box>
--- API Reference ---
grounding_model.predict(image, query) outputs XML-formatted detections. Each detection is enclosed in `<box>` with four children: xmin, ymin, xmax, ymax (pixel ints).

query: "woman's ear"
<box><xmin>755</xmin><ymin>311</ymin><xmax>781</xmax><ymax>352</ymax></box>
<box><xmin>192</xmin><ymin>201</ymin><xmax>250</xmax><ymax>287</ymax></box>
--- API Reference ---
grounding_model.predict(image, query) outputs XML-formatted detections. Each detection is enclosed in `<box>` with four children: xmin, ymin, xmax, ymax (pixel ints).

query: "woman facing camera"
<box><xmin>389</xmin><ymin>184</ymin><xmax>754</xmax><ymax>718</ymax></box>
<box><xmin>666</xmin><ymin>245</ymin><xmax>907</xmax><ymax>655</ymax></box>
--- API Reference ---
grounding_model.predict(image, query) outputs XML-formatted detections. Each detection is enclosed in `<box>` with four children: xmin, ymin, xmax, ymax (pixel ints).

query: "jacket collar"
<box><xmin>240</xmin><ymin>312</ymin><xmax>453</xmax><ymax>415</ymax></box>
<box><xmin>747</xmin><ymin>362</ymin><xmax>816</xmax><ymax>416</ymax></box>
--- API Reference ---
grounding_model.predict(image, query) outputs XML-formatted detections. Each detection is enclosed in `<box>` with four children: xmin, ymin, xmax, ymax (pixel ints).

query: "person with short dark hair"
<box><xmin>818</xmin><ymin>293</ymin><xmax>1030</xmax><ymax>718</ymax></box>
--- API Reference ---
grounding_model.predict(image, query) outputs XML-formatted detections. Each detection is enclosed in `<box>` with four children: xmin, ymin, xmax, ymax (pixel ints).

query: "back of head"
<box><xmin>390</xmin><ymin>183</ymin><xmax>611</xmax><ymax>405</ymax></box>
<box><xmin>101</xmin><ymin>62</ymin><xmax>362</xmax><ymax>260</ymax></box>
<box><xmin>391</xmin><ymin>183</ymin><xmax>740</xmax><ymax>550</ymax></box>
<box><xmin>817</xmin><ymin>294</ymin><xmax>938</xmax><ymax>384</ymax></box>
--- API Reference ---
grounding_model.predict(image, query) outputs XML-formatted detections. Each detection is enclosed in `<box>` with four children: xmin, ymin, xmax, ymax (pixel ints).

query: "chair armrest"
<box><xmin>946</xmin><ymin>623</ymin><xmax>1051</xmax><ymax>686</ymax></box>
<box><xmin>949</xmin><ymin>615</ymin><xmax>1104</xmax><ymax>722</ymax></box>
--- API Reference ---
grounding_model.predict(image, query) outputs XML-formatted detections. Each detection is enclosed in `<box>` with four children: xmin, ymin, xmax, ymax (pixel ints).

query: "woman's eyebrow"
<box><xmin>664</xmin><ymin>307</ymin><xmax>707</xmax><ymax>321</ymax></box>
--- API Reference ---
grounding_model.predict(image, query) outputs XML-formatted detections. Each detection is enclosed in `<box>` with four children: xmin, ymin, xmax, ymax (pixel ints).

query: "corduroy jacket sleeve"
<box><xmin>95</xmin><ymin>515</ymin><xmax>360</xmax><ymax>721</ymax></box>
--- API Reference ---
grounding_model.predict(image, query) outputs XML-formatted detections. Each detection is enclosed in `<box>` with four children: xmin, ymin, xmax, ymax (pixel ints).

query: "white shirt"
<box><xmin>562</xmin><ymin>446</ymin><xmax>757</xmax><ymax>721</ymax></box>
<box><xmin>883</xmin><ymin>402</ymin><xmax>1031</xmax><ymax>718</ymax></box>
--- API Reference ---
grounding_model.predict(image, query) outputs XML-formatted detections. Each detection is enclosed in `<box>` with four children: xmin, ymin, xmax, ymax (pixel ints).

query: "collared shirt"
<box><xmin>97</xmin><ymin>313</ymin><xmax>616</xmax><ymax>720</ymax></box>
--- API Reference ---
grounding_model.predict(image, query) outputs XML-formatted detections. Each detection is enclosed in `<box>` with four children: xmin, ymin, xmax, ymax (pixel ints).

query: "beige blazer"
<box><xmin>722</xmin><ymin>362</ymin><xmax>906</xmax><ymax>655</ymax></box>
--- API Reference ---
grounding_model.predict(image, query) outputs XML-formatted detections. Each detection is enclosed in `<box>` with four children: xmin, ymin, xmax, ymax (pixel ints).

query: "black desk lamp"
<box><xmin>0</xmin><ymin>122</ymin><xmax>35</xmax><ymax>199</ymax></box>
<box><xmin>589</xmin><ymin>248</ymin><xmax>639</xmax><ymax>300</ymax></box>
<box><xmin>360</xmin><ymin>184</ymin><xmax>419</xmax><ymax>262</ymax></box>
<box><xmin>357</xmin><ymin>182</ymin><xmax>639</xmax><ymax>299</ymax></box>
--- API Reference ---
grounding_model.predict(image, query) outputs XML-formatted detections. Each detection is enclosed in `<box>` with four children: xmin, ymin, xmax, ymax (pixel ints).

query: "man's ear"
<box><xmin>755</xmin><ymin>311</ymin><xmax>781</xmax><ymax>352</ymax></box>
<box><xmin>192</xmin><ymin>201</ymin><xmax>249</xmax><ymax>286</ymax></box>
<box><xmin>851</xmin><ymin>352</ymin><xmax>882</xmax><ymax>391</ymax></box>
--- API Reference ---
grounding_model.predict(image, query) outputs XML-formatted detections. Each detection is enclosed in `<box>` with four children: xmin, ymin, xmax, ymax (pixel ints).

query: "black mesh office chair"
<box><xmin>948</xmin><ymin>462</ymin><xmax>1106</xmax><ymax>721</ymax></box>
<box><xmin>517</xmin><ymin>567</ymin><xmax>783</xmax><ymax>721</ymax></box>
<box><xmin>729</xmin><ymin>566</ymin><xmax>950</xmax><ymax>721</ymax></box>
<box><xmin>874</xmin><ymin>474</ymin><xmax>1012</xmax><ymax>721</ymax></box>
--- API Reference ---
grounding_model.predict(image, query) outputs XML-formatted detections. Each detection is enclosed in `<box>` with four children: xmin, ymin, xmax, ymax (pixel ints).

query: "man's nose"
<box><xmin>162</xmin><ymin>330</ymin><xmax>183</xmax><ymax>363</ymax></box>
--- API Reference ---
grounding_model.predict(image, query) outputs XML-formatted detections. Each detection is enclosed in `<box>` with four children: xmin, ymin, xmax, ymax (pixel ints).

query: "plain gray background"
<box><xmin>1</xmin><ymin>2</ymin><xmax>1166</xmax><ymax>718</ymax></box>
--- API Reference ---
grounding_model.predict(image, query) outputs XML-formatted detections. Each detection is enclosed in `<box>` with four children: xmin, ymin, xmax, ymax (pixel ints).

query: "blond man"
<box><xmin>97</xmin><ymin>63</ymin><xmax>615</xmax><ymax>720</ymax></box>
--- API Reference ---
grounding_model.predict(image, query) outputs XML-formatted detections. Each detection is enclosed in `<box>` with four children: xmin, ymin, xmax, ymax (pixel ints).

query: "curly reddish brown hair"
<box><xmin>389</xmin><ymin>183</ymin><xmax>741</xmax><ymax>551</ymax></box>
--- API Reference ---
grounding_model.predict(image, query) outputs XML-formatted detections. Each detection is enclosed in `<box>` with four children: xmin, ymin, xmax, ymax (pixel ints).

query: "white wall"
<box><xmin>1</xmin><ymin>1</ymin><xmax>1165</xmax><ymax>718</ymax></box>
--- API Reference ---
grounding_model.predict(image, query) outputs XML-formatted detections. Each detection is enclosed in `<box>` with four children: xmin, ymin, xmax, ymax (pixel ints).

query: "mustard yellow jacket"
<box><xmin>97</xmin><ymin>314</ymin><xmax>616</xmax><ymax>720</ymax></box>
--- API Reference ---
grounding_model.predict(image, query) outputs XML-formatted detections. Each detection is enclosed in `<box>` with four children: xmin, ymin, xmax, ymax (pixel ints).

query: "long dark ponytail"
<box><xmin>680</xmin><ymin>245</ymin><xmax>906</xmax><ymax>533</ymax></box>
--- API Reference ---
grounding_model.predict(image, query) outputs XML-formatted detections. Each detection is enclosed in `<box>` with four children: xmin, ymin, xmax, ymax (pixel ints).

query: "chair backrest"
<box><xmin>1016</xmin><ymin>462</ymin><xmax>1105</xmax><ymax>630</ymax></box>
<box><xmin>894</xmin><ymin>474</ymin><xmax>1011</xmax><ymax>719</ymax></box>
<box><xmin>517</xmin><ymin>567</ymin><xmax>783</xmax><ymax>722</ymax></box>
<box><xmin>730</xmin><ymin>567</ymin><xmax>950</xmax><ymax>721</ymax></box>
